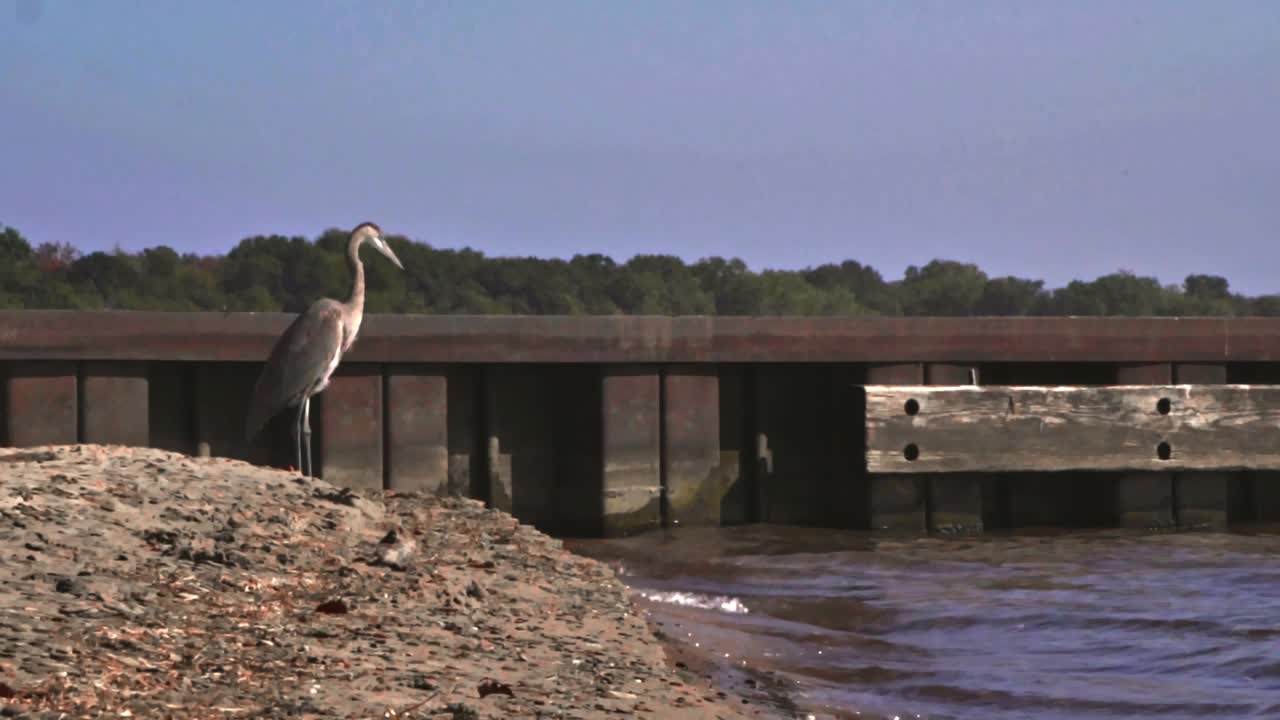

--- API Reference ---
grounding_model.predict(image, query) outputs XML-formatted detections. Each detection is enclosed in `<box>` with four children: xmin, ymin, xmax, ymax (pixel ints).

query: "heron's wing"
<box><xmin>245</xmin><ymin>300</ymin><xmax>345</xmax><ymax>440</ymax></box>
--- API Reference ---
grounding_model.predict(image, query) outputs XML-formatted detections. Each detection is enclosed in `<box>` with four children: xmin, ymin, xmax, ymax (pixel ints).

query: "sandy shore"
<box><xmin>0</xmin><ymin>445</ymin><xmax>780</xmax><ymax>719</ymax></box>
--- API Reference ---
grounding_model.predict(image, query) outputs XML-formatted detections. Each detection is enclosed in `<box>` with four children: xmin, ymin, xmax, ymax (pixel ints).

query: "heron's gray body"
<box><xmin>243</xmin><ymin>298</ymin><xmax>346</xmax><ymax>442</ymax></box>
<box><xmin>244</xmin><ymin>222</ymin><xmax>402</xmax><ymax>476</ymax></box>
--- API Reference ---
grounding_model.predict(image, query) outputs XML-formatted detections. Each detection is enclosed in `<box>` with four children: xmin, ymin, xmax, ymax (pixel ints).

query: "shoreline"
<box><xmin>0</xmin><ymin>445</ymin><xmax>769</xmax><ymax>719</ymax></box>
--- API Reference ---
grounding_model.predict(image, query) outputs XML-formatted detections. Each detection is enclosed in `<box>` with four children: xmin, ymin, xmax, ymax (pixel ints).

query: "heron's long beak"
<box><xmin>378</xmin><ymin>238</ymin><xmax>404</xmax><ymax>270</ymax></box>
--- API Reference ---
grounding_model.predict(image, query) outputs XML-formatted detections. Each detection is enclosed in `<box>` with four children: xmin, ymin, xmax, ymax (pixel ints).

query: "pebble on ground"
<box><xmin>0</xmin><ymin>445</ymin><xmax>769</xmax><ymax>719</ymax></box>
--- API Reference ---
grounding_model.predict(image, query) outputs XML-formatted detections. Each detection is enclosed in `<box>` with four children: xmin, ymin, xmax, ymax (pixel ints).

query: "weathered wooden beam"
<box><xmin>923</xmin><ymin>363</ymin><xmax>982</xmax><ymax>534</ymax></box>
<box><xmin>866</xmin><ymin>383</ymin><xmax>1280</xmax><ymax>474</ymax></box>
<box><xmin>1172</xmin><ymin>363</ymin><xmax>1229</xmax><ymax>529</ymax></box>
<box><xmin>865</xmin><ymin>364</ymin><xmax>926</xmax><ymax>531</ymax></box>
<box><xmin>1113</xmin><ymin>363</ymin><xmax>1175</xmax><ymax>529</ymax></box>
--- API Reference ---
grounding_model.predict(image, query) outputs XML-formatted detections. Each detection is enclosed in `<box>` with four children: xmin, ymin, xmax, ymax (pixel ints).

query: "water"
<box><xmin>565</xmin><ymin>525</ymin><xmax>1280</xmax><ymax>720</ymax></box>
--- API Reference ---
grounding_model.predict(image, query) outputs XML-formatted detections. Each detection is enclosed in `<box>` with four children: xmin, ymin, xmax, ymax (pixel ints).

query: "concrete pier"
<box><xmin>661</xmin><ymin>365</ymin><xmax>721</xmax><ymax>527</ymax></box>
<box><xmin>4</xmin><ymin>310</ymin><xmax>1280</xmax><ymax>538</ymax></box>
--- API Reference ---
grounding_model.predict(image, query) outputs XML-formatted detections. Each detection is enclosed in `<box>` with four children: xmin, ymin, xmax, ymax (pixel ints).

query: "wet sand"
<box><xmin>0</xmin><ymin>445</ymin><xmax>775</xmax><ymax>719</ymax></box>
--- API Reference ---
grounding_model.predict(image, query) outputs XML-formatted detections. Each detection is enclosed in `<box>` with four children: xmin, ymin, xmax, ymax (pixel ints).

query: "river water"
<box><xmin>566</xmin><ymin>525</ymin><xmax>1280</xmax><ymax>720</ymax></box>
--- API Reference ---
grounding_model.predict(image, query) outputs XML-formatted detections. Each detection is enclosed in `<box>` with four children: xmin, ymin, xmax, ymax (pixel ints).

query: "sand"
<box><xmin>0</xmin><ymin>445</ymin><xmax>782</xmax><ymax>719</ymax></box>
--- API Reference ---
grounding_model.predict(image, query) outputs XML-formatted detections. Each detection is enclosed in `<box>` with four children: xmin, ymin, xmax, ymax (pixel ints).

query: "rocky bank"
<box><xmin>0</xmin><ymin>445</ymin><xmax>778</xmax><ymax>719</ymax></box>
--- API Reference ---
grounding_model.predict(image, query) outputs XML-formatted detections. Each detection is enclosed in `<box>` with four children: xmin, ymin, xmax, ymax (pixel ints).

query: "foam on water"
<box><xmin>637</xmin><ymin>589</ymin><xmax>750</xmax><ymax>614</ymax></box>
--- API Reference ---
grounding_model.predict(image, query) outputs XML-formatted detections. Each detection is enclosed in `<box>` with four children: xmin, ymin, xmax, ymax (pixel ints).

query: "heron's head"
<box><xmin>352</xmin><ymin>221</ymin><xmax>404</xmax><ymax>270</ymax></box>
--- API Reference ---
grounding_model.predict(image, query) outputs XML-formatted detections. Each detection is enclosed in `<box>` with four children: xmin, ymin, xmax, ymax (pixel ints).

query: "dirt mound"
<box><xmin>0</xmin><ymin>445</ymin><xmax>769</xmax><ymax>719</ymax></box>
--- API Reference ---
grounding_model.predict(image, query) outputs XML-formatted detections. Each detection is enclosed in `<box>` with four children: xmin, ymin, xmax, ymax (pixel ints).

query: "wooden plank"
<box><xmin>4</xmin><ymin>361</ymin><xmax>76</xmax><ymax>447</ymax></box>
<box><xmin>601</xmin><ymin>366</ymin><xmax>662</xmax><ymax>536</ymax></box>
<box><xmin>81</xmin><ymin>361</ymin><xmax>149</xmax><ymax>447</ymax></box>
<box><xmin>385</xmin><ymin>365</ymin><xmax>448</xmax><ymax>494</ymax></box>
<box><xmin>924</xmin><ymin>363</ymin><xmax>982</xmax><ymax>535</ymax></box>
<box><xmin>8</xmin><ymin>311</ymin><xmax>1280</xmax><ymax>364</ymax></box>
<box><xmin>866</xmin><ymin>383</ymin><xmax>1280</xmax><ymax>473</ymax></box>
<box><xmin>317</xmin><ymin>364</ymin><xmax>383</xmax><ymax>490</ymax></box>
<box><xmin>1243</xmin><ymin>363</ymin><xmax>1280</xmax><ymax>522</ymax></box>
<box><xmin>663</xmin><ymin>366</ymin><xmax>720</xmax><ymax>527</ymax></box>
<box><xmin>1113</xmin><ymin>363</ymin><xmax>1174</xmax><ymax>529</ymax></box>
<box><xmin>866</xmin><ymin>363</ymin><xmax>926</xmax><ymax>532</ymax></box>
<box><xmin>1172</xmin><ymin>363</ymin><xmax>1229</xmax><ymax>529</ymax></box>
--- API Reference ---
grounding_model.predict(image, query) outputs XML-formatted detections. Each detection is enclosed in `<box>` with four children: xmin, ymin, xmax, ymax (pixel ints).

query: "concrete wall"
<box><xmin>3</xmin><ymin>312</ymin><xmax>1280</xmax><ymax>537</ymax></box>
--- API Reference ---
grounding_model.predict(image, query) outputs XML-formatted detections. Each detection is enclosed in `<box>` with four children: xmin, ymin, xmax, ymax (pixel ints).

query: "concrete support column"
<box><xmin>147</xmin><ymin>362</ymin><xmax>193</xmax><ymax>454</ymax></box>
<box><xmin>717</xmin><ymin>365</ymin><xmax>752</xmax><ymax>525</ymax></box>
<box><xmin>924</xmin><ymin>363</ymin><xmax>982</xmax><ymax>535</ymax></box>
<box><xmin>754</xmin><ymin>364</ymin><xmax>862</xmax><ymax>526</ymax></box>
<box><xmin>484</xmin><ymin>365</ymin><xmax>559</xmax><ymax>530</ymax></box>
<box><xmin>195</xmin><ymin>362</ymin><xmax>267</xmax><ymax>464</ymax></box>
<box><xmin>385</xmin><ymin>364</ymin><xmax>448</xmax><ymax>493</ymax></box>
<box><xmin>446</xmin><ymin>366</ymin><xmax>482</xmax><ymax>499</ymax></box>
<box><xmin>318</xmin><ymin>364</ymin><xmax>383</xmax><ymax>490</ymax></box>
<box><xmin>1172</xmin><ymin>362</ymin><xmax>1229</xmax><ymax>529</ymax></box>
<box><xmin>1255</xmin><ymin>466</ymin><xmax>1280</xmax><ymax>523</ymax></box>
<box><xmin>81</xmin><ymin>361</ymin><xmax>149</xmax><ymax>448</ymax></box>
<box><xmin>4</xmin><ymin>361</ymin><xmax>77</xmax><ymax>447</ymax></box>
<box><xmin>601</xmin><ymin>365</ymin><xmax>662</xmax><ymax>536</ymax></box>
<box><xmin>662</xmin><ymin>366</ymin><xmax>721</xmax><ymax>527</ymax></box>
<box><xmin>865</xmin><ymin>362</ymin><xmax>926</xmax><ymax>532</ymax></box>
<box><xmin>1113</xmin><ymin>363</ymin><xmax>1175</xmax><ymax>529</ymax></box>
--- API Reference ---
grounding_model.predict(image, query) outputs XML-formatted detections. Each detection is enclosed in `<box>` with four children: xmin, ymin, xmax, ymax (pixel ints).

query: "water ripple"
<box><xmin>569</xmin><ymin>525</ymin><xmax>1280</xmax><ymax>719</ymax></box>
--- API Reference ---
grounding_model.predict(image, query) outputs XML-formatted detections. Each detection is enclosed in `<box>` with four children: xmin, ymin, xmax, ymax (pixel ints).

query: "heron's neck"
<box><xmin>345</xmin><ymin>244</ymin><xmax>366</xmax><ymax>320</ymax></box>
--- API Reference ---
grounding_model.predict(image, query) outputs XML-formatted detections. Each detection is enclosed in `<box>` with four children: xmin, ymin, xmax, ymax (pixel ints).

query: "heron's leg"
<box><xmin>293</xmin><ymin>401</ymin><xmax>305</xmax><ymax>475</ymax></box>
<box><xmin>302</xmin><ymin>395</ymin><xmax>313</xmax><ymax>478</ymax></box>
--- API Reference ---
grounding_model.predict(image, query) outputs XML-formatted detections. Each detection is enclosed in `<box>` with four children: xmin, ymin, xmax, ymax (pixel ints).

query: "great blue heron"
<box><xmin>244</xmin><ymin>221</ymin><xmax>404</xmax><ymax>477</ymax></box>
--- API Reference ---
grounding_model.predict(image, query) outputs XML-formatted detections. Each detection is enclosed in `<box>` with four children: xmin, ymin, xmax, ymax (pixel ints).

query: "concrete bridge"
<box><xmin>3</xmin><ymin>310</ymin><xmax>1280</xmax><ymax>536</ymax></box>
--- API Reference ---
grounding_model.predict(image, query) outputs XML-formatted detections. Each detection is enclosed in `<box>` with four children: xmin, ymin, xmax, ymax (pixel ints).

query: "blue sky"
<box><xmin>3</xmin><ymin>0</ymin><xmax>1278</xmax><ymax>292</ymax></box>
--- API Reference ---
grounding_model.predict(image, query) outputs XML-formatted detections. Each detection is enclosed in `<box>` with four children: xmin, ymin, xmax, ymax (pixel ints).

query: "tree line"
<box><xmin>2</xmin><ymin>222</ymin><xmax>1276</xmax><ymax>316</ymax></box>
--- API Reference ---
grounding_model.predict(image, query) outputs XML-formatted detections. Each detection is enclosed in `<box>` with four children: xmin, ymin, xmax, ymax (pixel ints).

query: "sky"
<box><xmin>2</xmin><ymin>0</ymin><xmax>1278</xmax><ymax>293</ymax></box>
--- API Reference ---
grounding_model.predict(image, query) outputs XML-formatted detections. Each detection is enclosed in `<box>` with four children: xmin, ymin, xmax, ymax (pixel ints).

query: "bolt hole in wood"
<box><xmin>1157</xmin><ymin>441</ymin><xmax>1172</xmax><ymax>460</ymax></box>
<box><xmin>1157</xmin><ymin>397</ymin><xmax>1172</xmax><ymax>415</ymax></box>
<box><xmin>904</xmin><ymin>398</ymin><xmax>920</xmax><ymax>416</ymax></box>
<box><xmin>903</xmin><ymin>443</ymin><xmax>920</xmax><ymax>461</ymax></box>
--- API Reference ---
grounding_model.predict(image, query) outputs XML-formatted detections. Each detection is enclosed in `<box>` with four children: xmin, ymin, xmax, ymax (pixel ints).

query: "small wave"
<box><xmin>639</xmin><ymin>590</ymin><xmax>750</xmax><ymax>614</ymax></box>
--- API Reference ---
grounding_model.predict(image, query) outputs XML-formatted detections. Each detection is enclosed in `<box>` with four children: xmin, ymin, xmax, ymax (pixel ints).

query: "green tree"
<box><xmin>898</xmin><ymin>260</ymin><xmax>988</xmax><ymax>316</ymax></box>
<box><xmin>0</xmin><ymin>225</ymin><xmax>33</xmax><ymax>265</ymax></box>
<box><xmin>569</xmin><ymin>254</ymin><xmax>621</xmax><ymax>314</ymax></box>
<box><xmin>692</xmin><ymin>257</ymin><xmax>762</xmax><ymax>315</ymax></box>
<box><xmin>804</xmin><ymin>260</ymin><xmax>901</xmax><ymax>315</ymax></box>
<box><xmin>976</xmin><ymin>276</ymin><xmax>1047</xmax><ymax>316</ymax></box>
<box><xmin>2</xmin><ymin>220</ymin><xmax>1278</xmax><ymax>319</ymax></box>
